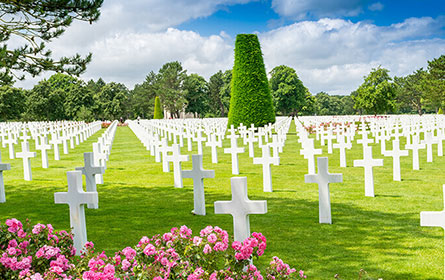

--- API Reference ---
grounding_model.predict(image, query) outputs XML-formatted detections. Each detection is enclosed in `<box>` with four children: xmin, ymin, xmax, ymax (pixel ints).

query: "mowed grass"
<box><xmin>1</xmin><ymin>123</ymin><xmax>445</xmax><ymax>279</ymax></box>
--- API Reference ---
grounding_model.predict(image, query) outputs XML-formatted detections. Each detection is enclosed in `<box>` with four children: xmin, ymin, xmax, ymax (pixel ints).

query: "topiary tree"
<box><xmin>153</xmin><ymin>96</ymin><xmax>163</xmax><ymax>119</ymax></box>
<box><xmin>228</xmin><ymin>34</ymin><xmax>275</xmax><ymax>128</ymax></box>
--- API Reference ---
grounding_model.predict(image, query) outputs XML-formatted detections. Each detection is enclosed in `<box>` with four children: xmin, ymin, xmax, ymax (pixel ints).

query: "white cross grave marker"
<box><xmin>353</xmin><ymin>146</ymin><xmax>383</xmax><ymax>197</ymax></box>
<box><xmin>166</xmin><ymin>144</ymin><xmax>189</xmax><ymax>188</ymax></box>
<box><xmin>93</xmin><ymin>142</ymin><xmax>107</xmax><ymax>184</ymax></box>
<box><xmin>423</xmin><ymin>131</ymin><xmax>435</xmax><ymax>163</ymax></box>
<box><xmin>182</xmin><ymin>154</ymin><xmax>215</xmax><ymax>215</ymax></box>
<box><xmin>384</xmin><ymin>139</ymin><xmax>408</xmax><ymax>181</ymax></box>
<box><xmin>253</xmin><ymin>145</ymin><xmax>279</xmax><ymax>192</ymax></box>
<box><xmin>305</xmin><ymin>157</ymin><xmax>342</xmax><ymax>224</ymax></box>
<box><xmin>214</xmin><ymin>177</ymin><xmax>267</xmax><ymax>242</ymax></box>
<box><xmin>224</xmin><ymin>136</ymin><xmax>245</xmax><ymax>175</ymax></box>
<box><xmin>54</xmin><ymin>171</ymin><xmax>98</xmax><ymax>256</ymax></box>
<box><xmin>75</xmin><ymin>152</ymin><xmax>105</xmax><ymax>209</ymax></box>
<box><xmin>300</xmin><ymin>138</ymin><xmax>322</xmax><ymax>174</ymax></box>
<box><xmin>16</xmin><ymin>141</ymin><xmax>36</xmax><ymax>181</ymax></box>
<box><xmin>37</xmin><ymin>135</ymin><xmax>51</xmax><ymax>169</ymax></box>
<box><xmin>0</xmin><ymin>152</ymin><xmax>11</xmax><ymax>203</ymax></box>
<box><xmin>49</xmin><ymin>134</ymin><xmax>62</xmax><ymax>161</ymax></box>
<box><xmin>333</xmin><ymin>133</ymin><xmax>351</xmax><ymax>167</ymax></box>
<box><xmin>405</xmin><ymin>134</ymin><xmax>425</xmax><ymax>170</ymax></box>
<box><xmin>420</xmin><ymin>184</ymin><xmax>445</xmax><ymax>280</ymax></box>
<box><xmin>205</xmin><ymin>133</ymin><xmax>221</xmax><ymax>163</ymax></box>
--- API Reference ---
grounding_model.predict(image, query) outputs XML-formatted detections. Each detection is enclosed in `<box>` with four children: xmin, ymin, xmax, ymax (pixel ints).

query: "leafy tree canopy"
<box><xmin>0</xmin><ymin>0</ymin><xmax>103</xmax><ymax>85</ymax></box>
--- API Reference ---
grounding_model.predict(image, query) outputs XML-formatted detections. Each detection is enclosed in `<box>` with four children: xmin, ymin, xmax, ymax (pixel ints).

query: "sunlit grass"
<box><xmin>1</xmin><ymin>123</ymin><xmax>444</xmax><ymax>279</ymax></box>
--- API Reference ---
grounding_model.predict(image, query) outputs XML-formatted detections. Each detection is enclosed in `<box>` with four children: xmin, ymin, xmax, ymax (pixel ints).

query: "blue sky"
<box><xmin>16</xmin><ymin>0</ymin><xmax>445</xmax><ymax>95</ymax></box>
<box><xmin>180</xmin><ymin>0</ymin><xmax>444</xmax><ymax>38</ymax></box>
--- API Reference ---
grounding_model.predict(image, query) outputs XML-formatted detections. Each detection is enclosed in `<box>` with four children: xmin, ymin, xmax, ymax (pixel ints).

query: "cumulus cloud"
<box><xmin>271</xmin><ymin>0</ymin><xmax>366</xmax><ymax>20</ymax></box>
<box><xmin>13</xmin><ymin>2</ymin><xmax>445</xmax><ymax>96</ymax></box>
<box><xmin>259</xmin><ymin>17</ymin><xmax>445</xmax><ymax>94</ymax></box>
<box><xmin>368</xmin><ymin>2</ymin><xmax>384</xmax><ymax>11</ymax></box>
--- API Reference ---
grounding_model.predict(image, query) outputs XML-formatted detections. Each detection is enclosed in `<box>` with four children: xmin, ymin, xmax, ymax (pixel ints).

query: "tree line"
<box><xmin>0</xmin><ymin>55</ymin><xmax>443</xmax><ymax>121</ymax></box>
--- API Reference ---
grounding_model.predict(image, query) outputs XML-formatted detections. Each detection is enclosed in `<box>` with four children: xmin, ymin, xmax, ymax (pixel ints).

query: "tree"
<box><xmin>269</xmin><ymin>65</ymin><xmax>306</xmax><ymax>116</ymax></box>
<box><xmin>0</xmin><ymin>85</ymin><xmax>25</xmax><ymax>120</ymax></box>
<box><xmin>127</xmin><ymin>72</ymin><xmax>157</xmax><ymax>119</ymax></box>
<box><xmin>394</xmin><ymin>69</ymin><xmax>427</xmax><ymax>115</ymax></box>
<box><xmin>156</xmin><ymin>61</ymin><xmax>187</xmax><ymax>118</ymax></box>
<box><xmin>228</xmin><ymin>34</ymin><xmax>275</xmax><ymax>128</ymax></box>
<box><xmin>425</xmin><ymin>55</ymin><xmax>445</xmax><ymax>112</ymax></box>
<box><xmin>208</xmin><ymin>71</ymin><xmax>225</xmax><ymax>117</ymax></box>
<box><xmin>153</xmin><ymin>96</ymin><xmax>163</xmax><ymax>119</ymax></box>
<box><xmin>314</xmin><ymin>92</ymin><xmax>343</xmax><ymax>115</ymax></box>
<box><xmin>183</xmin><ymin>73</ymin><xmax>208</xmax><ymax>117</ymax></box>
<box><xmin>300</xmin><ymin>89</ymin><xmax>316</xmax><ymax>115</ymax></box>
<box><xmin>352</xmin><ymin>67</ymin><xmax>396</xmax><ymax>115</ymax></box>
<box><xmin>94</xmin><ymin>82</ymin><xmax>129</xmax><ymax>120</ymax></box>
<box><xmin>0</xmin><ymin>0</ymin><xmax>103</xmax><ymax>85</ymax></box>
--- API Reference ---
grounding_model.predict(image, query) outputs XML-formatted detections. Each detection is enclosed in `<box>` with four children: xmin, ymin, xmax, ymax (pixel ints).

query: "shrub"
<box><xmin>0</xmin><ymin>219</ymin><xmax>306</xmax><ymax>279</ymax></box>
<box><xmin>154</xmin><ymin>96</ymin><xmax>164</xmax><ymax>119</ymax></box>
<box><xmin>438</xmin><ymin>108</ymin><xmax>443</xmax><ymax>114</ymax></box>
<box><xmin>228</xmin><ymin>34</ymin><xmax>275</xmax><ymax>128</ymax></box>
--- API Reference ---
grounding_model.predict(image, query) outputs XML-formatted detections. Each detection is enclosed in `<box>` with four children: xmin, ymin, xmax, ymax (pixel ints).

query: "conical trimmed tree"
<box><xmin>153</xmin><ymin>96</ymin><xmax>163</xmax><ymax>119</ymax></box>
<box><xmin>228</xmin><ymin>34</ymin><xmax>275</xmax><ymax>128</ymax></box>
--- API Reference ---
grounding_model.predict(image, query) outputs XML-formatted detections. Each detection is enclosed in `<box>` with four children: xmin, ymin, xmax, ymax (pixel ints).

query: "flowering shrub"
<box><xmin>0</xmin><ymin>219</ymin><xmax>306</xmax><ymax>279</ymax></box>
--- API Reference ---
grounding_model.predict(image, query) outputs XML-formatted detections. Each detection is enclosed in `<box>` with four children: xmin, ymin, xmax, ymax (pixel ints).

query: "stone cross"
<box><xmin>19</xmin><ymin>130</ymin><xmax>31</xmax><ymax>143</ymax></box>
<box><xmin>194</xmin><ymin>129</ymin><xmax>206</xmax><ymax>155</ymax></box>
<box><xmin>205</xmin><ymin>133</ymin><xmax>221</xmax><ymax>163</ymax></box>
<box><xmin>5</xmin><ymin>133</ymin><xmax>16</xmax><ymax>159</ymax></box>
<box><xmin>160</xmin><ymin>138</ymin><xmax>172</xmax><ymax>172</ymax></box>
<box><xmin>353</xmin><ymin>146</ymin><xmax>383</xmax><ymax>197</ymax></box>
<box><xmin>253</xmin><ymin>145</ymin><xmax>279</xmax><ymax>192</ymax></box>
<box><xmin>300</xmin><ymin>138</ymin><xmax>322</xmax><ymax>174</ymax></box>
<box><xmin>182</xmin><ymin>154</ymin><xmax>215</xmax><ymax>215</ymax></box>
<box><xmin>75</xmin><ymin>152</ymin><xmax>105</xmax><ymax>209</ymax></box>
<box><xmin>93</xmin><ymin>142</ymin><xmax>108</xmax><ymax>184</ymax></box>
<box><xmin>384</xmin><ymin>139</ymin><xmax>408</xmax><ymax>181</ymax></box>
<box><xmin>49</xmin><ymin>134</ymin><xmax>62</xmax><ymax>161</ymax></box>
<box><xmin>268</xmin><ymin>135</ymin><xmax>281</xmax><ymax>158</ymax></box>
<box><xmin>37</xmin><ymin>135</ymin><xmax>52</xmax><ymax>169</ymax></box>
<box><xmin>326</xmin><ymin>129</ymin><xmax>335</xmax><ymax>154</ymax></box>
<box><xmin>305</xmin><ymin>157</ymin><xmax>342</xmax><ymax>224</ymax></box>
<box><xmin>166</xmin><ymin>144</ymin><xmax>189</xmax><ymax>188</ymax></box>
<box><xmin>54</xmin><ymin>171</ymin><xmax>98</xmax><ymax>256</ymax></box>
<box><xmin>405</xmin><ymin>134</ymin><xmax>425</xmax><ymax>170</ymax></box>
<box><xmin>245</xmin><ymin>131</ymin><xmax>258</xmax><ymax>158</ymax></box>
<box><xmin>422</xmin><ymin>131</ymin><xmax>435</xmax><ymax>163</ymax></box>
<box><xmin>214</xmin><ymin>177</ymin><xmax>267</xmax><ymax>242</ymax></box>
<box><xmin>420</xmin><ymin>184</ymin><xmax>445</xmax><ymax>280</ymax></box>
<box><xmin>224</xmin><ymin>137</ymin><xmax>245</xmax><ymax>175</ymax></box>
<box><xmin>357</xmin><ymin>132</ymin><xmax>374</xmax><ymax>154</ymax></box>
<box><xmin>333</xmin><ymin>133</ymin><xmax>351</xmax><ymax>167</ymax></box>
<box><xmin>16</xmin><ymin>141</ymin><xmax>36</xmax><ymax>181</ymax></box>
<box><xmin>0</xmin><ymin>152</ymin><xmax>11</xmax><ymax>203</ymax></box>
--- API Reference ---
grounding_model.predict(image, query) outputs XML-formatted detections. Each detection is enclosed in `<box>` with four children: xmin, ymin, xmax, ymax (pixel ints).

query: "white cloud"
<box><xmin>13</xmin><ymin>2</ymin><xmax>445</xmax><ymax>97</ymax></box>
<box><xmin>259</xmin><ymin>17</ymin><xmax>445</xmax><ymax>94</ymax></box>
<box><xmin>271</xmin><ymin>0</ymin><xmax>366</xmax><ymax>20</ymax></box>
<box><xmin>368</xmin><ymin>2</ymin><xmax>384</xmax><ymax>11</ymax></box>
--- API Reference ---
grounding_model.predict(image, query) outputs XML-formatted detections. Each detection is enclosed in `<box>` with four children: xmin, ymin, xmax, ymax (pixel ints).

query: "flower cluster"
<box><xmin>0</xmin><ymin>219</ymin><xmax>306</xmax><ymax>279</ymax></box>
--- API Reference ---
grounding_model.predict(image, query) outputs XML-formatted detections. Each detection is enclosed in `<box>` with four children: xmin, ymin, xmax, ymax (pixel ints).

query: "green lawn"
<box><xmin>1</xmin><ymin>124</ymin><xmax>444</xmax><ymax>279</ymax></box>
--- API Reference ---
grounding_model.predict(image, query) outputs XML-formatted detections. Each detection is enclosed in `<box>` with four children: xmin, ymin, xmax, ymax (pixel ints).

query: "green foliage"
<box><xmin>156</xmin><ymin>61</ymin><xmax>187</xmax><ymax>118</ymax></box>
<box><xmin>438</xmin><ymin>108</ymin><xmax>443</xmax><ymax>114</ymax></box>
<box><xmin>183</xmin><ymin>73</ymin><xmax>208</xmax><ymax>117</ymax></box>
<box><xmin>0</xmin><ymin>85</ymin><xmax>25</xmax><ymax>121</ymax></box>
<box><xmin>300</xmin><ymin>89</ymin><xmax>316</xmax><ymax>115</ymax></box>
<box><xmin>128</xmin><ymin>72</ymin><xmax>158</xmax><ymax>119</ymax></box>
<box><xmin>153</xmin><ymin>96</ymin><xmax>163</xmax><ymax>119</ymax></box>
<box><xmin>352</xmin><ymin>67</ymin><xmax>396</xmax><ymax>115</ymax></box>
<box><xmin>394</xmin><ymin>69</ymin><xmax>427</xmax><ymax>115</ymax></box>
<box><xmin>269</xmin><ymin>65</ymin><xmax>307</xmax><ymax>116</ymax></box>
<box><xmin>424</xmin><ymin>55</ymin><xmax>445</xmax><ymax>112</ymax></box>
<box><xmin>228</xmin><ymin>34</ymin><xmax>275</xmax><ymax>127</ymax></box>
<box><xmin>0</xmin><ymin>0</ymin><xmax>103</xmax><ymax>86</ymax></box>
<box><xmin>94</xmin><ymin>82</ymin><xmax>129</xmax><ymax>120</ymax></box>
<box><xmin>313</xmin><ymin>92</ymin><xmax>356</xmax><ymax>115</ymax></box>
<box><xmin>208</xmin><ymin>70</ymin><xmax>232</xmax><ymax>117</ymax></box>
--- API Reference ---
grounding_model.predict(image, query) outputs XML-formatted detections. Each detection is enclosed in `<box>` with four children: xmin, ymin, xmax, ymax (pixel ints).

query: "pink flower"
<box><xmin>203</xmin><ymin>244</ymin><xmax>212</xmax><ymax>254</ymax></box>
<box><xmin>143</xmin><ymin>244</ymin><xmax>156</xmax><ymax>256</ymax></box>
<box><xmin>5</xmin><ymin>218</ymin><xmax>22</xmax><ymax>233</ymax></box>
<box><xmin>17</xmin><ymin>229</ymin><xmax>26</xmax><ymax>238</ymax></box>
<box><xmin>32</xmin><ymin>223</ymin><xmax>46</xmax><ymax>235</ymax></box>
<box><xmin>207</xmin><ymin>233</ymin><xmax>217</xmax><ymax>244</ymax></box>
<box><xmin>122</xmin><ymin>247</ymin><xmax>136</xmax><ymax>260</ymax></box>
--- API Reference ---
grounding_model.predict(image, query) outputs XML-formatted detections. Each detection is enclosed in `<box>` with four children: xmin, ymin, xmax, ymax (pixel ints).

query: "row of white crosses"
<box><xmin>52</xmin><ymin>122</ymin><xmax>118</xmax><ymax>255</ymax></box>
<box><xmin>297</xmin><ymin>114</ymin><xmax>445</xmax><ymax>198</ymax></box>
